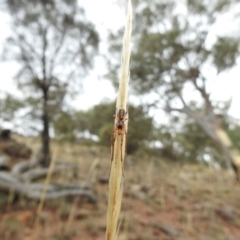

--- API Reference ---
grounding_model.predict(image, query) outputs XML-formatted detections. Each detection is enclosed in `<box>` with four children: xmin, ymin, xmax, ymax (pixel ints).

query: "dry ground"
<box><xmin>0</xmin><ymin>136</ymin><xmax>239</xmax><ymax>240</ymax></box>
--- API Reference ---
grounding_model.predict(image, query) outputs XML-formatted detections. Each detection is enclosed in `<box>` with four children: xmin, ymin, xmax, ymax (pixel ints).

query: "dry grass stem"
<box><xmin>106</xmin><ymin>1</ymin><xmax>132</xmax><ymax>240</ymax></box>
<box><xmin>65</xmin><ymin>157</ymin><xmax>99</xmax><ymax>230</ymax></box>
<box><xmin>33</xmin><ymin>147</ymin><xmax>58</xmax><ymax>233</ymax></box>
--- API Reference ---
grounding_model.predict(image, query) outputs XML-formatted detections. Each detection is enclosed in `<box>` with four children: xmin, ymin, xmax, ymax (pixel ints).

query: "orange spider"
<box><xmin>111</xmin><ymin>108</ymin><xmax>128</xmax><ymax>163</ymax></box>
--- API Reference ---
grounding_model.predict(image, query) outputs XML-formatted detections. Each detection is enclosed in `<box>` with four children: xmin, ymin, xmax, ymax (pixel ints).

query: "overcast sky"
<box><xmin>0</xmin><ymin>0</ymin><xmax>125</xmax><ymax>108</ymax></box>
<box><xmin>81</xmin><ymin>0</ymin><xmax>240</xmax><ymax>120</ymax></box>
<box><xmin>1</xmin><ymin>0</ymin><xmax>240</xmax><ymax>128</ymax></box>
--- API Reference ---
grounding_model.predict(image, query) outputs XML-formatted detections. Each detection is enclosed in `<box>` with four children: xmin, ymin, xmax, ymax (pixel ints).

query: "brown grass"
<box><xmin>3</xmin><ymin>134</ymin><xmax>240</xmax><ymax>240</ymax></box>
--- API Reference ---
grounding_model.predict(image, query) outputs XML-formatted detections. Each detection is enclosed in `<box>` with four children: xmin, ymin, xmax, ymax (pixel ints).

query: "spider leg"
<box><xmin>110</xmin><ymin>128</ymin><xmax>116</xmax><ymax>162</ymax></box>
<box><xmin>124</xmin><ymin>129</ymin><xmax>127</xmax><ymax>158</ymax></box>
<box><xmin>120</xmin><ymin>130</ymin><xmax>125</xmax><ymax>161</ymax></box>
<box><xmin>120</xmin><ymin>128</ymin><xmax>127</xmax><ymax>176</ymax></box>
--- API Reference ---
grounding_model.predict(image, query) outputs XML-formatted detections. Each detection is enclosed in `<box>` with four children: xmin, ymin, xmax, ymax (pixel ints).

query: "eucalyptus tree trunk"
<box><xmin>214</xmin><ymin>128</ymin><xmax>240</xmax><ymax>181</ymax></box>
<box><xmin>181</xmin><ymin>105</ymin><xmax>240</xmax><ymax>181</ymax></box>
<box><xmin>41</xmin><ymin>88</ymin><xmax>50</xmax><ymax>167</ymax></box>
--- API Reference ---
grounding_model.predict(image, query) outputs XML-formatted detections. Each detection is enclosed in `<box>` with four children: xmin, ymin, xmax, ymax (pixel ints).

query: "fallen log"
<box><xmin>21</xmin><ymin>165</ymin><xmax>73</xmax><ymax>182</ymax></box>
<box><xmin>0</xmin><ymin>143</ymin><xmax>97</xmax><ymax>203</ymax></box>
<box><xmin>11</xmin><ymin>150</ymin><xmax>42</xmax><ymax>174</ymax></box>
<box><xmin>0</xmin><ymin>171</ymin><xmax>97</xmax><ymax>203</ymax></box>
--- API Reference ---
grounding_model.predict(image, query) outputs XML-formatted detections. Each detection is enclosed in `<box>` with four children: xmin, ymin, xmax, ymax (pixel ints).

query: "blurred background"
<box><xmin>0</xmin><ymin>0</ymin><xmax>240</xmax><ymax>239</ymax></box>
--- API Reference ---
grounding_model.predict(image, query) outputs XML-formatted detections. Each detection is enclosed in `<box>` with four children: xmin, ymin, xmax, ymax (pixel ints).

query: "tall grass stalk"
<box><xmin>105</xmin><ymin>1</ymin><xmax>132</xmax><ymax>240</ymax></box>
<box><xmin>33</xmin><ymin>147</ymin><xmax>58</xmax><ymax>232</ymax></box>
<box><xmin>65</xmin><ymin>157</ymin><xmax>100</xmax><ymax>230</ymax></box>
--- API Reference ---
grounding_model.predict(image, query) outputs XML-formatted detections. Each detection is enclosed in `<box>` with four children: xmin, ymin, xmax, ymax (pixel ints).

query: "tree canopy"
<box><xmin>2</xmin><ymin>0</ymin><xmax>99</xmax><ymax>165</ymax></box>
<box><xmin>108</xmin><ymin>0</ymin><xmax>240</xmax><ymax>178</ymax></box>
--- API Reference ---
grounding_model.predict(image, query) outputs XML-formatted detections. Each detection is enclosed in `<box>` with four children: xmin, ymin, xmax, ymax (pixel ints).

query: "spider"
<box><xmin>111</xmin><ymin>108</ymin><xmax>128</xmax><ymax>164</ymax></box>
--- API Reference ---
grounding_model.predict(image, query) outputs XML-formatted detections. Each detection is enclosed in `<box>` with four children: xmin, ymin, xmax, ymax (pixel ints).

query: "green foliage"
<box><xmin>0</xmin><ymin>94</ymin><xmax>25</xmax><ymax>122</ymax></box>
<box><xmin>53</xmin><ymin>102</ymin><xmax>154</xmax><ymax>154</ymax></box>
<box><xmin>213</xmin><ymin>37</ymin><xmax>239</xmax><ymax>73</ymax></box>
<box><xmin>84</xmin><ymin>102</ymin><xmax>154</xmax><ymax>154</ymax></box>
<box><xmin>53</xmin><ymin>112</ymin><xmax>76</xmax><ymax>142</ymax></box>
<box><xmin>153</xmin><ymin>112</ymin><xmax>240</xmax><ymax>165</ymax></box>
<box><xmin>82</xmin><ymin>102</ymin><xmax>115</xmax><ymax>138</ymax></box>
<box><xmin>126</xmin><ymin>105</ymin><xmax>154</xmax><ymax>153</ymax></box>
<box><xmin>187</xmin><ymin>0</ymin><xmax>207</xmax><ymax>14</ymax></box>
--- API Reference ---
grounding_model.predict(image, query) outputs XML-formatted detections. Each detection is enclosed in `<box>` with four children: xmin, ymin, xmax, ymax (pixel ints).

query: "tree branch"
<box><xmin>0</xmin><ymin>171</ymin><xmax>97</xmax><ymax>203</ymax></box>
<box><xmin>41</xmin><ymin>26</ymin><xmax>49</xmax><ymax>86</ymax></box>
<box><xmin>49</xmin><ymin>27</ymin><xmax>68</xmax><ymax>78</ymax></box>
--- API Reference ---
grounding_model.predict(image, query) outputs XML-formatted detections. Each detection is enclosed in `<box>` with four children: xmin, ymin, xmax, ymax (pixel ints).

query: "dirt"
<box><xmin>0</xmin><ymin>143</ymin><xmax>239</xmax><ymax>240</ymax></box>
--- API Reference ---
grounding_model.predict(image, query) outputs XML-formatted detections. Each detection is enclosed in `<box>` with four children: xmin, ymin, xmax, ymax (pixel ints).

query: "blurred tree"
<box><xmin>53</xmin><ymin>101</ymin><xmax>154</xmax><ymax>154</ymax></box>
<box><xmin>2</xmin><ymin>0</ymin><xmax>99</xmax><ymax>165</ymax></box>
<box><xmin>154</xmin><ymin>110</ymin><xmax>240</xmax><ymax>167</ymax></box>
<box><xmin>87</xmin><ymin>102</ymin><xmax>153</xmax><ymax>154</ymax></box>
<box><xmin>153</xmin><ymin>115</ymin><xmax>215</xmax><ymax>163</ymax></box>
<box><xmin>0</xmin><ymin>93</ymin><xmax>25</xmax><ymax>123</ymax></box>
<box><xmin>52</xmin><ymin>111</ymin><xmax>76</xmax><ymax>142</ymax></box>
<box><xmin>108</xmin><ymin>0</ymin><xmax>240</xmax><ymax>179</ymax></box>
